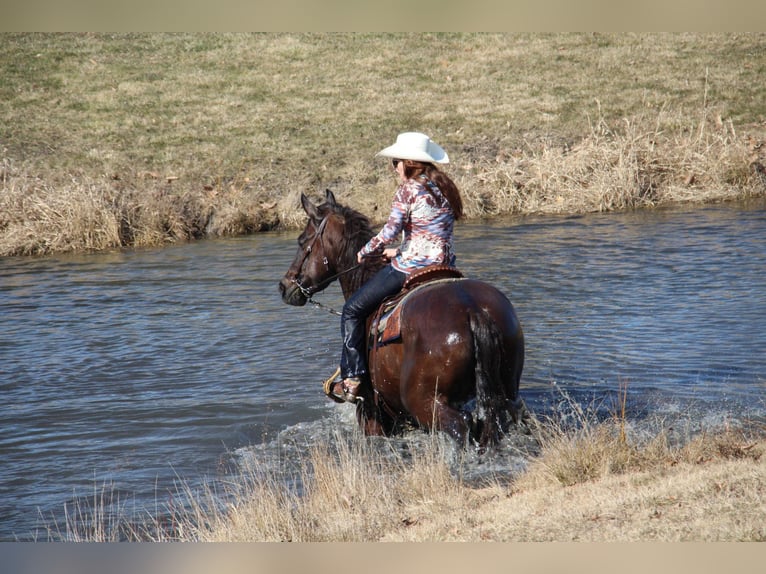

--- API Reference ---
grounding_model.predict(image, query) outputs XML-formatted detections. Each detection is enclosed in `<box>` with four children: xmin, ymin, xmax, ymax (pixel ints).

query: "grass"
<box><xmin>45</xmin><ymin>394</ymin><xmax>765</xmax><ymax>542</ymax></box>
<box><xmin>2</xmin><ymin>33</ymin><xmax>766</xmax><ymax>255</ymax></box>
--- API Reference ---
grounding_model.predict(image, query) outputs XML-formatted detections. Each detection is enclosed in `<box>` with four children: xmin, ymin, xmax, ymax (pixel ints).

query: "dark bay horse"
<box><xmin>279</xmin><ymin>189</ymin><xmax>525</xmax><ymax>448</ymax></box>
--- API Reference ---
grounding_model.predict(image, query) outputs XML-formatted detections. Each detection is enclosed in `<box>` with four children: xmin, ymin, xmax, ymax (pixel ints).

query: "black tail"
<box><xmin>469</xmin><ymin>309</ymin><xmax>521</xmax><ymax>447</ymax></box>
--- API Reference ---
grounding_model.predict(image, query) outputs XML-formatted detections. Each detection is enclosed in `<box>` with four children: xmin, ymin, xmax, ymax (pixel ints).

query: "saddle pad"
<box><xmin>378</xmin><ymin>305</ymin><xmax>403</xmax><ymax>345</ymax></box>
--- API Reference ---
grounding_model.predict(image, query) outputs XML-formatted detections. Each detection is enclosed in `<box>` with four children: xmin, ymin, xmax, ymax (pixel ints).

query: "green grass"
<box><xmin>2</xmin><ymin>33</ymin><xmax>765</xmax><ymax>255</ymax></box>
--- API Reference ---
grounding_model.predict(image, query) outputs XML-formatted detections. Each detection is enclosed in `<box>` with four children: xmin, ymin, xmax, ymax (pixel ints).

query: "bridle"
<box><xmin>291</xmin><ymin>214</ymin><xmax>364</xmax><ymax>315</ymax></box>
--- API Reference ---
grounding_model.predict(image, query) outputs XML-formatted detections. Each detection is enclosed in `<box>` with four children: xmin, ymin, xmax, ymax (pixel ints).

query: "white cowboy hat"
<box><xmin>376</xmin><ymin>132</ymin><xmax>449</xmax><ymax>164</ymax></box>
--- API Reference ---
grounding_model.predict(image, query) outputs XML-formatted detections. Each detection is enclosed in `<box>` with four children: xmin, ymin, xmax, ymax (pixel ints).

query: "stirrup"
<box><xmin>322</xmin><ymin>367</ymin><xmax>344</xmax><ymax>403</ymax></box>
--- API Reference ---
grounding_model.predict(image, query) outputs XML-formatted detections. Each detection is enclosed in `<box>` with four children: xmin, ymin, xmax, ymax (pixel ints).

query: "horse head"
<box><xmin>279</xmin><ymin>189</ymin><xmax>364</xmax><ymax>306</ymax></box>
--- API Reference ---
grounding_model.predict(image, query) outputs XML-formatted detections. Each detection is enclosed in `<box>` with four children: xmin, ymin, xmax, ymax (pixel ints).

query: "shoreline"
<box><xmin>3</xmin><ymin>33</ymin><xmax>765</xmax><ymax>256</ymax></box>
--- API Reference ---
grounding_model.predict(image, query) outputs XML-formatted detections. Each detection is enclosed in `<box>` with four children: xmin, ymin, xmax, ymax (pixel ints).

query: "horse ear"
<box><xmin>301</xmin><ymin>193</ymin><xmax>320</xmax><ymax>220</ymax></box>
<box><xmin>325</xmin><ymin>188</ymin><xmax>337</xmax><ymax>206</ymax></box>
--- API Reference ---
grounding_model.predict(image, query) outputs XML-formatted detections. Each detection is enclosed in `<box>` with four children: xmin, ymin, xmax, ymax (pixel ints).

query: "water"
<box><xmin>1</xmin><ymin>199</ymin><xmax>765</xmax><ymax>540</ymax></box>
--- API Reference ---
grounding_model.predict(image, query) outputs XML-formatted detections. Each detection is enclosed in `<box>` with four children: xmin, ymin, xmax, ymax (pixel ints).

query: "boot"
<box><xmin>329</xmin><ymin>377</ymin><xmax>362</xmax><ymax>403</ymax></box>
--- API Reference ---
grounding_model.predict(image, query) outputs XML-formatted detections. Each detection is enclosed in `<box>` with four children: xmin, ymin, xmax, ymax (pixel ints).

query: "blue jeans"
<box><xmin>340</xmin><ymin>265</ymin><xmax>406</xmax><ymax>380</ymax></box>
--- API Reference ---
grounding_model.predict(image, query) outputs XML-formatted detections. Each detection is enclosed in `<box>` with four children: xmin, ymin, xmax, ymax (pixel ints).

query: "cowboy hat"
<box><xmin>376</xmin><ymin>132</ymin><xmax>449</xmax><ymax>164</ymax></box>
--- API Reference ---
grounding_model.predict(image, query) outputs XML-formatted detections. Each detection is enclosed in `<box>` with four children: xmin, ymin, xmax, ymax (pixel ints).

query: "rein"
<box><xmin>295</xmin><ymin>262</ymin><xmax>363</xmax><ymax>316</ymax></box>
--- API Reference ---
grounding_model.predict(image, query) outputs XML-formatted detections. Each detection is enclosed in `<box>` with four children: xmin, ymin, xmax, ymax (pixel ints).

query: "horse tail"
<box><xmin>469</xmin><ymin>308</ymin><xmax>514</xmax><ymax>447</ymax></box>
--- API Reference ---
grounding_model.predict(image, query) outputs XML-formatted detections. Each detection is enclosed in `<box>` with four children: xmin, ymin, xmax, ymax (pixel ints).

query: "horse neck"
<box><xmin>335</xmin><ymin>232</ymin><xmax>379</xmax><ymax>300</ymax></box>
<box><xmin>323</xmin><ymin>205</ymin><xmax>379</xmax><ymax>300</ymax></box>
<box><xmin>338</xmin><ymin>261</ymin><xmax>381</xmax><ymax>300</ymax></box>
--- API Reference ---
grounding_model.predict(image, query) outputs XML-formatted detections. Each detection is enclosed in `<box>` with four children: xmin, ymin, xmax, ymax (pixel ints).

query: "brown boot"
<box><xmin>329</xmin><ymin>377</ymin><xmax>362</xmax><ymax>403</ymax></box>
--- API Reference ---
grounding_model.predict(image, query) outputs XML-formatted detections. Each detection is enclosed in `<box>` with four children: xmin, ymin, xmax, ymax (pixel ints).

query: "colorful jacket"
<box><xmin>359</xmin><ymin>175</ymin><xmax>456</xmax><ymax>274</ymax></box>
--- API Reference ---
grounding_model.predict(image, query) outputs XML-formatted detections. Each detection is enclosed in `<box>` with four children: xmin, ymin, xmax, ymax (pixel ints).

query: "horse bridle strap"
<box><xmin>292</xmin><ymin>215</ymin><xmax>364</xmax><ymax>313</ymax></box>
<box><xmin>305</xmin><ymin>215</ymin><xmax>331</xmax><ymax>269</ymax></box>
<box><xmin>291</xmin><ymin>215</ymin><xmax>331</xmax><ymax>297</ymax></box>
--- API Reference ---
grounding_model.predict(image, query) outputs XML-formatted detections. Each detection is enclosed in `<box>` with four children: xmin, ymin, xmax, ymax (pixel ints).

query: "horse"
<box><xmin>278</xmin><ymin>189</ymin><xmax>526</xmax><ymax>448</ymax></box>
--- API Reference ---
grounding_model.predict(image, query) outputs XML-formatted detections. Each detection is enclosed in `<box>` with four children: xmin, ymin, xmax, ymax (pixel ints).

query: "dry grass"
<box><xmin>467</xmin><ymin>107</ymin><xmax>764</xmax><ymax>218</ymax></box>
<box><xmin>168</xmin><ymin>430</ymin><xmax>470</xmax><ymax>542</ymax></box>
<box><xmin>2</xmin><ymin>33</ymin><xmax>765</xmax><ymax>255</ymax></box>
<box><xmin>47</xmin><ymin>410</ymin><xmax>765</xmax><ymax>542</ymax></box>
<box><xmin>444</xmin><ymin>443</ymin><xmax>765</xmax><ymax>542</ymax></box>
<box><xmin>455</xmin><ymin>428</ymin><xmax>765</xmax><ymax>542</ymax></box>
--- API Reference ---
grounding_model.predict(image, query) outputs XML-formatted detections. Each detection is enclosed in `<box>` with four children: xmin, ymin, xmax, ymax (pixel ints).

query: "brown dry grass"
<box><xmin>48</xmin><ymin>416</ymin><xmax>765</xmax><ymax>542</ymax></box>
<box><xmin>387</xmin><ymin>428</ymin><xmax>765</xmax><ymax>542</ymax></box>
<box><xmin>2</xmin><ymin>33</ymin><xmax>765</xmax><ymax>256</ymax></box>
<box><xmin>393</xmin><ymin>443</ymin><xmax>765</xmax><ymax>541</ymax></box>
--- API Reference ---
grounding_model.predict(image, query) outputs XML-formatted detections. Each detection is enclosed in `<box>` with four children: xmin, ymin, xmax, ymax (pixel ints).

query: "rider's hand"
<box><xmin>383</xmin><ymin>248</ymin><xmax>399</xmax><ymax>260</ymax></box>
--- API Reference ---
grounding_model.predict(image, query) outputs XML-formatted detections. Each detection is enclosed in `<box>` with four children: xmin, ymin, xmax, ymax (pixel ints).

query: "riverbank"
<box><xmin>52</xmin><ymin>413</ymin><xmax>765</xmax><ymax>542</ymax></box>
<box><xmin>2</xmin><ymin>33</ymin><xmax>765</xmax><ymax>256</ymax></box>
<box><xmin>194</xmin><ymin>424</ymin><xmax>765</xmax><ymax>542</ymax></box>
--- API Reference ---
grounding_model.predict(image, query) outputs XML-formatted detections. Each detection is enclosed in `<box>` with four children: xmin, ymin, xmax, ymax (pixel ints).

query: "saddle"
<box><xmin>369</xmin><ymin>265</ymin><xmax>464</xmax><ymax>346</ymax></box>
<box><xmin>323</xmin><ymin>265</ymin><xmax>464</xmax><ymax>405</ymax></box>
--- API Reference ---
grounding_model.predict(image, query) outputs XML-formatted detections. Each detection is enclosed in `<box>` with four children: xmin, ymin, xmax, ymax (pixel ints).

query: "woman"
<box><xmin>330</xmin><ymin>132</ymin><xmax>464</xmax><ymax>403</ymax></box>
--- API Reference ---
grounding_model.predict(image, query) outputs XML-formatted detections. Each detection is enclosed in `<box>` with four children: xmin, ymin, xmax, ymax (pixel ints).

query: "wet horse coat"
<box><xmin>279</xmin><ymin>189</ymin><xmax>525</xmax><ymax>447</ymax></box>
<box><xmin>371</xmin><ymin>265</ymin><xmax>464</xmax><ymax>345</ymax></box>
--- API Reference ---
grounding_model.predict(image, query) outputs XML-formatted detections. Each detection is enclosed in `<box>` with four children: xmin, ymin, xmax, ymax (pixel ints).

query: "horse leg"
<box><xmin>402</xmin><ymin>386</ymin><xmax>471</xmax><ymax>446</ymax></box>
<box><xmin>355</xmin><ymin>395</ymin><xmax>396</xmax><ymax>437</ymax></box>
<box><xmin>429</xmin><ymin>397</ymin><xmax>472</xmax><ymax>445</ymax></box>
<box><xmin>399</xmin><ymin>338</ymin><xmax>474</xmax><ymax>445</ymax></box>
<box><xmin>360</xmin><ymin>413</ymin><xmax>386</xmax><ymax>436</ymax></box>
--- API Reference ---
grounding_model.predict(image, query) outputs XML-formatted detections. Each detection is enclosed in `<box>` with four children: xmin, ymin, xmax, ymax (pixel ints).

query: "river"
<box><xmin>1</xmin><ymin>199</ymin><xmax>764</xmax><ymax>540</ymax></box>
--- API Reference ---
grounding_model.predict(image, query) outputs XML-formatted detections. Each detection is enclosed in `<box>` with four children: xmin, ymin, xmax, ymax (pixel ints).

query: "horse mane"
<box><xmin>317</xmin><ymin>196</ymin><xmax>385</xmax><ymax>294</ymax></box>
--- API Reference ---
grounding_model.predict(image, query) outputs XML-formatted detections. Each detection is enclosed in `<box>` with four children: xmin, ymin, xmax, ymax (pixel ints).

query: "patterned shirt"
<box><xmin>359</xmin><ymin>175</ymin><xmax>456</xmax><ymax>274</ymax></box>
